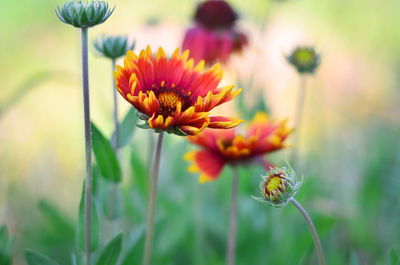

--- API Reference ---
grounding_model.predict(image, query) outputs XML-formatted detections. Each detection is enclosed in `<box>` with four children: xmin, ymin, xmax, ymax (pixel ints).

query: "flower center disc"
<box><xmin>158</xmin><ymin>91</ymin><xmax>183</xmax><ymax>115</ymax></box>
<box><xmin>266</xmin><ymin>176</ymin><xmax>281</xmax><ymax>194</ymax></box>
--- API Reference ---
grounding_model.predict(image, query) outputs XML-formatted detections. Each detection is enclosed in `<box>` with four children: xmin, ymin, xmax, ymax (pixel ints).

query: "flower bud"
<box><xmin>286</xmin><ymin>46</ymin><xmax>321</xmax><ymax>74</ymax></box>
<box><xmin>93</xmin><ymin>35</ymin><xmax>135</xmax><ymax>59</ymax></box>
<box><xmin>56</xmin><ymin>0</ymin><xmax>114</xmax><ymax>28</ymax></box>
<box><xmin>253</xmin><ymin>163</ymin><xmax>301</xmax><ymax>207</ymax></box>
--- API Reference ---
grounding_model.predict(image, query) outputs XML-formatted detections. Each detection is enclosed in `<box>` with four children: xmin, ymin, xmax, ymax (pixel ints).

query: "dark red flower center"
<box><xmin>158</xmin><ymin>91</ymin><xmax>184</xmax><ymax>116</ymax></box>
<box><xmin>194</xmin><ymin>0</ymin><xmax>237</xmax><ymax>29</ymax></box>
<box><xmin>149</xmin><ymin>81</ymin><xmax>192</xmax><ymax>117</ymax></box>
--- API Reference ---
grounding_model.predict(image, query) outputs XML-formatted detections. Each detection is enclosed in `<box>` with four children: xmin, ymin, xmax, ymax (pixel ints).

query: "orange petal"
<box><xmin>184</xmin><ymin>150</ymin><xmax>226</xmax><ymax>183</ymax></box>
<box><xmin>208</xmin><ymin>116</ymin><xmax>244</xmax><ymax>129</ymax></box>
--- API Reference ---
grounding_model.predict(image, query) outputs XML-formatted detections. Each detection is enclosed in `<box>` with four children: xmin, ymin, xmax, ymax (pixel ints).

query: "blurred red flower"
<box><xmin>185</xmin><ymin>112</ymin><xmax>292</xmax><ymax>182</ymax></box>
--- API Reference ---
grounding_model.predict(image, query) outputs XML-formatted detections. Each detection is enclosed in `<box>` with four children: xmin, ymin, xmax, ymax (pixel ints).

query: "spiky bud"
<box><xmin>253</xmin><ymin>163</ymin><xmax>302</xmax><ymax>207</ymax></box>
<box><xmin>93</xmin><ymin>35</ymin><xmax>135</xmax><ymax>59</ymax></box>
<box><xmin>56</xmin><ymin>0</ymin><xmax>114</xmax><ymax>28</ymax></box>
<box><xmin>286</xmin><ymin>46</ymin><xmax>321</xmax><ymax>74</ymax></box>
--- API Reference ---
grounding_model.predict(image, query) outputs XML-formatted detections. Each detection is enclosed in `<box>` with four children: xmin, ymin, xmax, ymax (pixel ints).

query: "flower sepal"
<box><xmin>93</xmin><ymin>35</ymin><xmax>135</xmax><ymax>59</ymax></box>
<box><xmin>136</xmin><ymin>120</ymin><xmax>150</xmax><ymax>130</ymax></box>
<box><xmin>166</xmin><ymin>126</ymin><xmax>188</xmax><ymax>137</ymax></box>
<box><xmin>56</xmin><ymin>0</ymin><xmax>114</xmax><ymax>28</ymax></box>
<box><xmin>136</xmin><ymin>111</ymin><xmax>149</xmax><ymax>121</ymax></box>
<box><xmin>255</xmin><ymin>162</ymin><xmax>302</xmax><ymax>208</ymax></box>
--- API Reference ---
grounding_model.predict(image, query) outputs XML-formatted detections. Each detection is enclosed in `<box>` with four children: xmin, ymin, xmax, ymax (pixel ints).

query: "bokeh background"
<box><xmin>1</xmin><ymin>0</ymin><xmax>400</xmax><ymax>264</ymax></box>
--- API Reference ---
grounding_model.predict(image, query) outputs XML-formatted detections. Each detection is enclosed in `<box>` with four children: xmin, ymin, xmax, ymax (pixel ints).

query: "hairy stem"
<box><xmin>112</xmin><ymin>59</ymin><xmax>119</xmax><ymax>150</ymax></box>
<box><xmin>289</xmin><ymin>198</ymin><xmax>326</xmax><ymax>265</ymax></box>
<box><xmin>290</xmin><ymin>75</ymin><xmax>307</xmax><ymax>166</ymax></box>
<box><xmin>142</xmin><ymin>132</ymin><xmax>164</xmax><ymax>265</ymax></box>
<box><xmin>81</xmin><ymin>27</ymin><xmax>93</xmax><ymax>265</ymax></box>
<box><xmin>226</xmin><ymin>167</ymin><xmax>239</xmax><ymax>265</ymax></box>
<box><xmin>108</xmin><ymin>59</ymin><xmax>118</xmax><ymax>221</ymax></box>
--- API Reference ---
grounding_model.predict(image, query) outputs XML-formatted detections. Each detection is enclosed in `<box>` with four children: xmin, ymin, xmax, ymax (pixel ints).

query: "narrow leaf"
<box><xmin>0</xmin><ymin>226</ymin><xmax>8</xmax><ymax>249</ymax></box>
<box><xmin>25</xmin><ymin>249</ymin><xmax>58</xmax><ymax>265</ymax></box>
<box><xmin>390</xmin><ymin>249</ymin><xmax>400</xmax><ymax>265</ymax></box>
<box><xmin>38</xmin><ymin>200</ymin><xmax>75</xmax><ymax>241</ymax></box>
<box><xmin>130</xmin><ymin>147</ymin><xmax>148</xmax><ymax>195</ymax></box>
<box><xmin>95</xmin><ymin>233</ymin><xmax>123</xmax><ymax>265</ymax></box>
<box><xmin>112</xmin><ymin>108</ymin><xmax>137</xmax><ymax>149</ymax></box>
<box><xmin>92</xmin><ymin>123</ymin><xmax>122</xmax><ymax>182</ymax></box>
<box><xmin>77</xmin><ymin>181</ymin><xmax>99</xmax><ymax>252</ymax></box>
<box><xmin>0</xmin><ymin>252</ymin><xmax>11</xmax><ymax>265</ymax></box>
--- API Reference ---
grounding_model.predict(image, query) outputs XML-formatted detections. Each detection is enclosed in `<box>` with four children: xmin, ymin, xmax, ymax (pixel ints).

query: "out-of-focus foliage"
<box><xmin>1</xmin><ymin>0</ymin><xmax>400</xmax><ymax>264</ymax></box>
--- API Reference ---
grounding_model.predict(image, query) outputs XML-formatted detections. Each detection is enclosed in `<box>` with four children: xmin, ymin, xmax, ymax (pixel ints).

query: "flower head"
<box><xmin>56</xmin><ymin>0</ymin><xmax>114</xmax><ymax>28</ymax></box>
<box><xmin>182</xmin><ymin>0</ymin><xmax>247</xmax><ymax>65</ymax></box>
<box><xmin>114</xmin><ymin>46</ymin><xmax>243</xmax><ymax>136</ymax></box>
<box><xmin>183</xmin><ymin>27</ymin><xmax>248</xmax><ymax>66</ymax></box>
<box><xmin>286</xmin><ymin>46</ymin><xmax>321</xmax><ymax>74</ymax></box>
<box><xmin>253</xmin><ymin>163</ymin><xmax>302</xmax><ymax>207</ymax></box>
<box><xmin>194</xmin><ymin>0</ymin><xmax>237</xmax><ymax>29</ymax></box>
<box><xmin>94</xmin><ymin>35</ymin><xmax>135</xmax><ymax>59</ymax></box>
<box><xmin>185</xmin><ymin>112</ymin><xmax>292</xmax><ymax>182</ymax></box>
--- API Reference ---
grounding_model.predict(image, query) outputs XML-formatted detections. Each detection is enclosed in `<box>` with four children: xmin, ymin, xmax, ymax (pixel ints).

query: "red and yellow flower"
<box><xmin>114</xmin><ymin>46</ymin><xmax>243</xmax><ymax>135</ymax></box>
<box><xmin>185</xmin><ymin>112</ymin><xmax>293</xmax><ymax>182</ymax></box>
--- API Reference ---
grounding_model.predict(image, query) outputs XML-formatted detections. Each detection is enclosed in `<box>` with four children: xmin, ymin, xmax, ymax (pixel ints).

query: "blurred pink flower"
<box><xmin>182</xmin><ymin>0</ymin><xmax>248</xmax><ymax>65</ymax></box>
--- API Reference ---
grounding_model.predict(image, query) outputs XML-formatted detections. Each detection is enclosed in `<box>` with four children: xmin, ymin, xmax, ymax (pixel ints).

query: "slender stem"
<box><xmin>226</xmin><ymin>167</ymin><xmax>239</xmax><ymax>265</ymax></box>
<box><xmin>81</xmin><ymin>27</ymin><xmax>93</xmax><ymax>265</ymax></box>
<box><xmin>142</xmin><ymin>132</ymin><xmax>164</xmax><ymax>265</ymax></box>
<box><xmin>289</xmin><ymin>198</ymin><xmax>326</xmax><ymax>265</ymax></box>
<box><xmin>290</xmin><ymin>75</ymin><xmax>307</xmax><ymax>166</ymax></box>
<box><xmin>108</xmin><ymin>59</ymin><xmax>118</xmax><ymax>221</ymax></box>
<box><xmin>194</xmin><ymin>183</ymin><xmax>204</xmax><ymax>265</ymax></box>
<box><xmin>146</xmin><ymin>132</ymin><xmax>155</xmax><ymax>195</ymax></box>
<box><xmin>111</xmin><ymin>59</ymin><xmax>119</xmax><ymax>150</ymax></box>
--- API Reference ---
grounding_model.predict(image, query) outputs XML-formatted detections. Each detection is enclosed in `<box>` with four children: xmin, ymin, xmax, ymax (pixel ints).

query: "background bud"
<box><xmin>286</xmin><ymin>46</ymin><xmax>321</xmax><ymax>74</ymax></box>
<box><xmin>93</xmin><ymin>35</ymin><xmax>135</xmax><ymax>59</ymax></box>
<box><xmin>56</xmin><ymin>0</ymin><xmax>114</xmax><ymax>28</ymax></box>
<box><xmin>253</xmin><ymin>163</ymin><xmax>302</xmax><ymax>207</ymax></box>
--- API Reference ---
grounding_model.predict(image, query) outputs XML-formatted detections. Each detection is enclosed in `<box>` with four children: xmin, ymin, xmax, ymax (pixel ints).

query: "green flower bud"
<box><xmin>286</xmin><ymin>46</ymin><xmax>321</xmax><ymax>74</ymax></box>
<box><xmin>56</xmin><ymin>0</ymin><xmax>114</xmax><ymax>28</ymax></box>
<box><xmin>253</xmin><ymin>163</ymin><xmax>302</xmax><ymax>207</ymax></box>
<box><xmin>93</xmin><ymin>35</ymin><xmax>135</xmax><ymax>59</ymax></box>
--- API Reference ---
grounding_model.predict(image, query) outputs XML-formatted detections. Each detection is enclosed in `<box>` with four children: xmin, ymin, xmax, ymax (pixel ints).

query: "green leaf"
<box><xmin>0</xmin><ymin>226</ymin><xmax>13</xmax><ymax>265</ymax></box>
<box><xmin>130</xmin><ymin>147</ymin><xmax>148</xmax><ymax>195</ymax></box>
<box><xmin>77</xmin><ymin>181</ymin><xmax>99</xmax><ymax>252</ymax></box>
<box><xmin>100</xmin><ymin>180</ymin><xmax>121</xmax><ymax>221</ymax></box>
<box><xmin>0</xmin><ymin>226</ymin><xmax>8</xmax><ymax>250</ymax></box>
<box><xmin>25</xmin><ymin>249</ymin><xmax>58</xmax><ymax>265</ymax></box>
<box><xmin>95</xmin><ymin>233</ymin><xmax>123</xmax><ymax>265</ymax></box>
<box><xmin>38</xmin><ymin>200</ymin><xmax>75</xmax><ymax>241</ymax></box>
<box><xmin>0</xmin><ymin>252</ymin><xmax>11</xmax><ymax>265</ymax></box>
<box><xmin>120</xmin><ymin>229</ymin><xmax>145</xmax><ymax>265</ymax></box>
<box><xmin>92</xmin><ymin>122</ymin><xmax>122</xmax><ymax>183</ymax></box>
<box><xmin>390</xmin><ymin>249</ymin><xmax>400</xmax><ymax>265</ymax></box>
<box><xmin>112</xmin><ymin>108</ymin><xmax>137</xmax><ymax>149</ymax></box>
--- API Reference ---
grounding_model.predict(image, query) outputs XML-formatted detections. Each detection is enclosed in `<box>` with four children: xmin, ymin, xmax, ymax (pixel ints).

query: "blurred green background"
<box><xmin>1</xmin><ymin>0</ymin><xmax>400</xmax><ymax>264</ymax></box>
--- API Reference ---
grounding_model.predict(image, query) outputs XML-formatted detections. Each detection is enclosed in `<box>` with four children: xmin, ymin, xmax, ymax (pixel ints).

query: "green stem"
<box><xmin>142</xmin><ymin>132</ymin><xmax>164</xmax><ymax>265</ymax></box>
<box><xmin>81</xmin><ymin>27</ymin><xmax>93</xmax><ymax>265</ymax></box>
<box><xmin>194</xmin><ymin>182</ymin><xmax>204</xmax><ymax>265</ymax></box>
<box><xmin>111</xmin><ymin>59</ymin><xmax>119</xmax><ymax>150</ymax></box>
<box><xmin>290</xmin><ymin>75</ymin><xmax>307</xmax><ymax>167</ymax></box>
<box><xmin>226</xmin><ymin>167</ymin><xmax>239</xmax><ymax>265</ymax></box>
<box><xmin>289</xmin><ymin>198</ymin><xmax>326</xmax><ymax>265</ymax></box>
<box><xmin>109</xmin><ymin>59</ymin><xmax>118</xmax><ymax>221</ymax></box>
